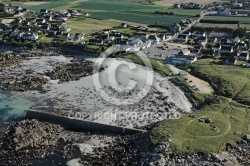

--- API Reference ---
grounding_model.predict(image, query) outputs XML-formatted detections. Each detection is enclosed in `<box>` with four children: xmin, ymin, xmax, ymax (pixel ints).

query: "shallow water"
<box><xmin>0</xmin><ymin>91</ymin><xmax>36</xmax><ymax>121</ymax></box>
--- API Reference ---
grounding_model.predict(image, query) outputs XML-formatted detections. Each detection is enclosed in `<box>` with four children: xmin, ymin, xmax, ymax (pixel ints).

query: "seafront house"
<box><xmin>171</xmin><ymin>55</ymin><xmax>197</xmax><ymax>65</ymax></box>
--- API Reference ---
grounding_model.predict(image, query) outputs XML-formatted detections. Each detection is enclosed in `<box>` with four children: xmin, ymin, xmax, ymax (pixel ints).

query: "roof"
<box><xmin>240</xmin><ymin>52</ymin><xmax>249</xmax><ymax>57</ymax></box>
<box><xmin>221</xmin><ymin>45</ymin><xmax>232</xmax><ymax>51</ymax></box>
<box><xmin>173</xmin><ymin>55</ymin><xmax>196</xmax><ymax>60</ymax></box>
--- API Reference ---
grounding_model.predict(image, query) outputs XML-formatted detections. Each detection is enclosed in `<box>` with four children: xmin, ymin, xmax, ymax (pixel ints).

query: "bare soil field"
<box><xmin>23</xmin><ymin>1</ymin><xmax>48</xmax><ymax>5</ymax></box>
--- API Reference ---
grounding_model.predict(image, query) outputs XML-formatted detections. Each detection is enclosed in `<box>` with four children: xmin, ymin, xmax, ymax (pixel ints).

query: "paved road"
<box><xmin>170</xmin><ymin>10</ymin><xmax>207</xmax><ymax>41</ymax></box>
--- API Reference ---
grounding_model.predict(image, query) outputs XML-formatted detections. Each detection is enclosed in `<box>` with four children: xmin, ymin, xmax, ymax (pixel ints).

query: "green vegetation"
<box><xmin>152</xmin><ymin>58</ymin><xmax>250</xmax><ymax>154</ymax></box>
<box><xmin>151</xmin><ymin>97</ymin><xmax>250</xmax><ymax>154</ymax></box>
<box><xmin>233</xmin><ymin>27</ymin><xmax>247</xmax><ymax>38</ymax></box>
<box><xmin>17</xmin><ymin>0</ymin><xmax>73</xmax><ymax>11</ymax></box>
<box><xmin>113</xmin><ymin>53</ymin><xmax>171</xmax><ymax>76</ymax></box>
<box><xmin>66</xmin><ymin>17</ymin><xmax>119</xmax><ymax>35</ymax></box>
<box><xmin>155</xmin><ymin>8</ymin><xmax>202</xmax><ymax>16</ymax></box>
<box><xmin>203</xmin><ymin>16</ymin><xmax>250</xmax><ymax>24</ymax></box>
<box><xmin>186</xmin><ymin>59</ymin><xmax>250</xmax><ymax>105</ymax></box>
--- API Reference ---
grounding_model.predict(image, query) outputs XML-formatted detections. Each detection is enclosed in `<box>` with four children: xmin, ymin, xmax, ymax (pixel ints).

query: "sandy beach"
<box><xmin>18</xmin><ymin>57</ymin><xmax>192</xmax><ymax>128</ymax></box>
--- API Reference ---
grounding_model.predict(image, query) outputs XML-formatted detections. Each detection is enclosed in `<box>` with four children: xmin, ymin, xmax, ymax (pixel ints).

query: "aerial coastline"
<box><xmin>0</xmin><ymin>0</ymin><xmax>250</xmax><ymax>165</ymax></box>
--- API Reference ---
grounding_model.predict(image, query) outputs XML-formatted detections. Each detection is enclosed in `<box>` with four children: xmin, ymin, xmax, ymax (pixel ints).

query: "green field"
<box><xmin>186</xmin><ymin>59</ymin><xmax>250</xmax><ymax>105</ymax></box>
<box><xmin>15</xmin><ymin>0</ymin><xmax>73</xmax><ymax>11</ymax></box>
<box><xmin>13</xmin><ymin>0</ymin><xmax>190</xmax><ymax>25</ymax></box>
<box><xmin>71</xmin><ymin>0</ymin><xmax>186</xmax><ymax>25</ymax></box>
<box><xmin>151</xmin><ymin>58</ymin><xmax>250</xmax><ymax>154</ymax></box>
<box><xmin>203</xmin><ymin>16</ymin><xmax>250</xmax><ymax>24</ymax></box>
<box><xmin>151</xmin><ymin>97</ymin><xmax>250</xmax><ymax>154</ymax></box>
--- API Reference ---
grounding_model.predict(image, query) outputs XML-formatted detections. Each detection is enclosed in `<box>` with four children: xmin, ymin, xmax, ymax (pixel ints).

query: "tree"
<box><xmin>233</xmin><ymin>28</ymin><xmax>246</xmax><ymax>38</ymax></box>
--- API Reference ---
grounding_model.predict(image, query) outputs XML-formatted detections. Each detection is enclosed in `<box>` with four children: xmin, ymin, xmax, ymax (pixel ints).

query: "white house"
<box><xmin>239</xmin><ymin>51</ymin><xmax>249</xmax><ymax>60</ymax></box>
<box><xmin>233</xmin><ymin>37</ymin><xmax>240</xmax><ymax>43</ymax></box>
<box><xmin>9</xmin><ymin>30</ymin><xmax>19</xmax><ymax>37</ymax></box>
<box><xmin>217</xmin><ymin>9</ymin><xmax>231</xmax><ymax>16</ymax></box>
<box><xmin>3</xmin><ymin>7</ymin><xmax>13</xmax><ymax>13</ymax></box>
<box><xmin>62</xmin><ymin>26</ymin><xmax>71</xmax><ymax>33</ymax></box>
<box><xmin>22</xmin><ymin>33</ymin><xmax>39</xmax><ymax>41</ymax></box>
<box><xmin>171</xmin><ymin>55</ymin><xmax>197</xmax><ymax>65</ymax></box>
<box><xmin>220</xmin><ymin>45</ymin><xmax>233</xmax><ymax>53</ymax></box>
<box><xmin>212</xmin><ymin>43</ymin><xmax>221</xmax><ymax>52</ymax></box>
<box><xmin>147</xmin><ymin>34</ymin><xmax>160</xmax><ymax>44</ymax></box>
<box><xmin>130</xmin><ymin>39</ymin><xmax>144</xmax><ymax>47</ymax></box>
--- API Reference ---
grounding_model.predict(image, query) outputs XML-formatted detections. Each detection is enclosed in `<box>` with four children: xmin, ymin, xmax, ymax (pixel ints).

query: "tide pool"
<box><xmin>0</xmin><ymin>91</ymin><xmax>36</xmax><ymax>121</ymax></box>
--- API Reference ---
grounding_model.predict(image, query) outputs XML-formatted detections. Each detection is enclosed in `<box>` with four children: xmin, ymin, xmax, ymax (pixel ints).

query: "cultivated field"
<box><xmin>203</xmin><ymin>16</ymin><xmax>250</xmax><ymax>24</ymax></box>
<box><xmin>155</xmin><ymin>0</ymin><xmax>220</xmax><ymax>5</ymax></box>
<box><xmin>194</xmin><ymin>23</ymin><xmax>238</xmax><ymax>29</ymax></box>
<box><xmin>12</xmin><ymin>0</ymin><xmax>197</xmax><ymax>25</ymax></box>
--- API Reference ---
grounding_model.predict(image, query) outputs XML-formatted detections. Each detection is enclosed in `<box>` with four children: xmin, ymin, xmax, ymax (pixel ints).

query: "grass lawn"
<box><xmin>151</xmin><ymin>97</ymin><xmax>250</xmax><ymax>154</ymax></box>
<box><xmin>151</xmin><ymin>58</ymin><xmax>250</xmax><ymax>154</ymax></box>
<box><xmin>185</xmin><ymin>59</ymin><xmax>250</xmax><ymax>105</ymax></box>
<box><xmin>66</xmin><ymin>17</ymin><xmax>121</xmax><ymax>35</ymax></box>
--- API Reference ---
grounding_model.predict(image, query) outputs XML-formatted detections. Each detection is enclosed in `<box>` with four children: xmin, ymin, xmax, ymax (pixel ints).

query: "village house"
<box><xmin>3</xmin><ymin>7</ymin><xmax>13</xmax><ymax>13</ymax></box>
<box><xmin>238</xmin><ymin>42</ymin><xmax>247</xmax><ymax>49</ymax></box>
<box><xmin>89</xmin><ymin>39</ymin><xmax>104</xmax><ymax>46</ymax></box>
<box><xmin>119</xmin><ymin>23</ymin><xmax>127</xmax><ymax>28</ymax></box>
<box><xmin>195</xmin><ymin>36</ymin><xmax>208</xmax><ymax>44</ymax></box>
<box><xmin>179</xmin><ymin>49</ymin><xmax>191</xmax><ymax>55</ymax></box>
<box><xmin>171</xmin><ymin>55</ymin><xmax>197</xmax><ymax>65</ymax></box>
<box><xmin>115</xmin><ymin>38</ymin><xmax>128</xmax><ymax>45</ymax></box>
<box><xmin>182</xmin><ymin>31</ymin><xmax>191</xmax><ymax>37</ymax></box>
<box><xmin>147</xmin><ymin>34</ymin><xmax>160</xmax><ymax>44</ymax></box>
<box><xmin>239</xmin><ymin>51</ymin><xmax>249</xmax><ymax>60</ymax></box>
<box><xmin>192</xmin><ymin>31</ymin><xmax>206</xmax><ymax>38</ymax></box>
<box><xmin>40</xmin><ymin>9</ymin><xmax>48</xmax><ymax>14</ymax></box>
<box><xmin>220</xmin><ymin>45</ymin><xmax>234</xmax><ymax>53</ymax></box>
<box><xmin>176</xmin><ymin>34</ymin><xmax>188</xmax><ymax>43</ymax></box>
<box><xmin>222</xmin><ymin>57</ymin><xmax>237</xmax><ymax>65</ymax></box>
<box><xmin>22</xmin><ymin>33</ymin><xmax>39</xmax><ymax>41</ymax></box>
<box><xmin>171</xmin><ymin>23</ymin><xmax>181</xmax><ymax>33</ymax></box>
<box><xmin>217</xmin><ymin>8</ymin><xmax>231</xmax><ymax>16</ymax></box>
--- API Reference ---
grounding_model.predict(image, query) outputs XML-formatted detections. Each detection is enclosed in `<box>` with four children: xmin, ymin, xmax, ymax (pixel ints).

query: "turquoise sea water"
<box><xmin>0</xmin><ymin>91</ymin><xmax>36</xmax><ymax>121</ymax></box>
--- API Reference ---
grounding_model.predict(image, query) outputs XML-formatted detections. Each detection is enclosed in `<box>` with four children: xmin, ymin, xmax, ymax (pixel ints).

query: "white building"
<box><xmin>22</xmin><ymin>33</ymin><xmax>39</xmax><ymax>41</ymax></box>
<box><xmin>171</xmin><ymin>56</ymin><xmax>197</xmax><ymax>65</ymax></box>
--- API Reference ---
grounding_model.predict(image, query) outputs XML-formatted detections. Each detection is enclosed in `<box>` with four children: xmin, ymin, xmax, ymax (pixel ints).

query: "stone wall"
<box><xmin>25</xmin><ymin>110</ymin><xmax>146</xmax><ymax>135</ymax></box>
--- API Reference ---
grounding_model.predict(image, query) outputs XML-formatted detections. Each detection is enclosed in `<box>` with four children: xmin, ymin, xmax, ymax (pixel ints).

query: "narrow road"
<box><xmin>170</xmin><ymin>10</ymin><xmax>207</xmax><ymax>41</ymax></box>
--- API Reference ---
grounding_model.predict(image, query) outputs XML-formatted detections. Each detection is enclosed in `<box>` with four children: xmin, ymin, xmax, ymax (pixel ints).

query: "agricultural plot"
<box><xmin>17</xmin><ymin>0</ymin><xmax>73</xmax><ymax>11</ymax></box>
<box><xmin>66</xmin><ymin>17</ymin><xmax>119</xmax><ymax>35</ymax></box>
<box><xmin>203</xmin><ymin>16</ymin><xmax>250</xmax><ymax>24</ymax></box>
<box><xmin>71</xmin><ymin>0</ymin><xmax>187</xmax><ymax>25</ymax></box>
<box><xmin>194</xmin><ymin>23</ymin><xmax>238</xmax><ymax>29</ymax></box>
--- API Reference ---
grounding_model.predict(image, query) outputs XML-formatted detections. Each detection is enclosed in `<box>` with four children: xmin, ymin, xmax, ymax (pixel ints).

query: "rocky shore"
<box><xmin>0</xmin><ymin>51</ymin><xmax>102</xmax><ymax>91</ymax></box>
<box><xmin>1</xmin><ymin>119</ymin><xmax>250</xmax><ymax>165</ymax></box>
<box><xmin>0</xmin><ymin>119</ymin><xmax>81</xmax><ymax>165</ymax></box>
